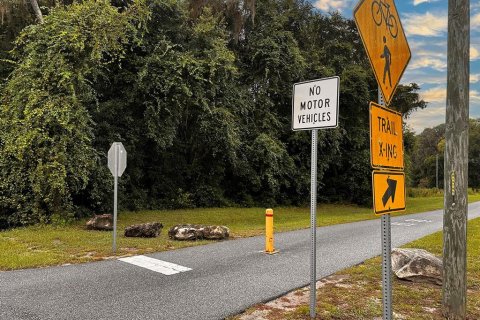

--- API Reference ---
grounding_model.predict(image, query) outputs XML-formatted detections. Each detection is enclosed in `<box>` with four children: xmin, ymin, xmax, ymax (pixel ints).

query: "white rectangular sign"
<box><xmin>292</xmin><ymin>77</ymin><xmax>340</xmax><ymax>131</ymax></box>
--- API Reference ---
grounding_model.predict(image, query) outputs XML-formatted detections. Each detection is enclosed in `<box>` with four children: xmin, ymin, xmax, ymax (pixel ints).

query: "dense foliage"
<box><xmin>0</xmin><ymin>0</ymin><xmax>426</xmax><ymax>228</ymax></box>
<box><xmin>411</xmin><ymin>119</ymin><xmax>480</xmax><ymax>190</ymax></box>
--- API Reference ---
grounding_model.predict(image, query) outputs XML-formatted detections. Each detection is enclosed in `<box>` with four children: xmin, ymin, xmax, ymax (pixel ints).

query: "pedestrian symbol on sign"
<box><xmin>380</xmin><ymin>36</ymin><xmax>392</xmax><ymax>88</ymax></box>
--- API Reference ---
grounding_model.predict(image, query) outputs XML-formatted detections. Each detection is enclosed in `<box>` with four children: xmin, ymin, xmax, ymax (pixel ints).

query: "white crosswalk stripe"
<box><xmin>119</xmin><ymin>255</ymin><xmax>192</xmax><ymax>275</ymax></box>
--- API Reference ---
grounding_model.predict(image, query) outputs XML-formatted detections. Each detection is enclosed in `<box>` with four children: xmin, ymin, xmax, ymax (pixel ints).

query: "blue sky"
<box><xmin>308</xmin><ymin>0</ymin><xmax>480</xmax><ymax>133</ymax></box>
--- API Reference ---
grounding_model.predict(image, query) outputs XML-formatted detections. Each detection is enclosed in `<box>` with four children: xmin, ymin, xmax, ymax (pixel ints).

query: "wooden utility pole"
<box><xmin>443</xmin><ymin>0</ymin><xmax>470</xmax><ymax>319</ymax></box>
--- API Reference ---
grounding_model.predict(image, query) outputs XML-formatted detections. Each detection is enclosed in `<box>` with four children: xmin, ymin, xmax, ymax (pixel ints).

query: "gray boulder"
<box><xmin>124</xmin><ymin>222</ymin><xmax>163</xmax><ymax>238</ymax></box>
<box><xmin>391</xmin><ymin>248</ymin><xmax>442</xmax><ymax>285</ymax></box>
<box><xmin>168</xmin><ymin>225</ymin><xmax>203</xmax><ymax>240</ymax></box>
<box><xmin>203</xmin><ymin>225</ymin><xmax>230</xmax><ymax>240</ymax></box>
<box><xmin>168</xmin><ymin>224</ymin><xmax>229</xmax><ymax>241</ymax></box>
<box><xmin>86</xmin><ymin>214</ymin><xmax>113</xmax><ymax>231</ymax></box>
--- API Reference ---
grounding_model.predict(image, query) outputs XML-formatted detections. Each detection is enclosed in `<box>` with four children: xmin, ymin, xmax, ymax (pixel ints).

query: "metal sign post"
<box><xmin>108</xmin><ymin>142</ymin><xmax>127</xmax><ymax>254</ymax></box>
<box><xmin>378</xmin><ymin>89</ymin><xmax>392</xmax><ymax>320</ymax></box>
<box><xmin>381</xmin><ymin>213</ymin><xmax>392</xmax><ymax>319</ymax></box>
<box><xmin>310</xmin><ymin>129</ymin><xmax>318</xmax><ymax>319</ymax></box>
<box><xmin>113</xmin><ymin>159</ymin><xmax>118</xmax><ymax>253</ymax></box>
<box><xmin>292</xmin><ymin>77</ymin><xmax>339</xmax><ymax>319</ymax></box>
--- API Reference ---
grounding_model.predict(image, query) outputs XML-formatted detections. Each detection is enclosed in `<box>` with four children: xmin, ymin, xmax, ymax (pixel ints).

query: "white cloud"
<box><xmin>406</xmin><ymin>105</ymin><xmax>445</xmax><ymax>133</ymax></box>
<box><xmin>421</xmin><ymin>86</ymin><xmax>446</xmax><ymax>103</ymax></box>
<box><xmin>413</xmin><ymin>0</ymin><xmax>440</xmax><ymax>5</ymax></box>
<box><xmin>472</xmin><ymin>13</ymin><xmax>480</xmax><ymax>27</ymax></box>
<box><xmin>409</xmin><ymin>45</ymin><xmax>476</xmax><ymax>65</ymax></box>
<box><xmin>415</xmin><ymin>49</ymin><xmax>445</xmax><ymax>59</ymax></box>
<box><xmin>472</xmin><ymin>90</ymin><xmax>480</xmax><ymax>103</ymax></box>
<box><xmin>403</xmin><ymin>70</ymin><xmax>445</xmax><ymax>85</ymax></box>
<box><xmin>409</xmin><ymin>39</ymin><xmax>447</xmax><ymax>51</ymax></box>
<box><xmin>471</xmin><ymin>74</ymin><xmax>480</xmax><ymax>84</ymax></box>
<box><xmin>409</xmin><ymin>57</ymin><xmax>447</xmax><ymax>71</ymax></box>
<box><xmin>314</xmin><ymin>0</ymin><xmax>351</xmax><ymax>12</ymax></box>
<box><xmin>472</xmin><ymin>46</ymin><xmax>479</xmax><ymax>60</ymax></box>
<box><xmin>406</xmin><ymin>41</ymin><xmax>447</xmax><ymax>71</ymax></box>
<box><xmin>406</xmin><ymin>88</ymin><xmax>480</xmax><ymax>133</ymax></box>
<box><xmin>470</xmin><ymin>92</ymin><xmax>480</xmax><ymax>120</ymax></box>
<box><xmin>419</xmin><ymin>86</ymin><xmax>480</xmax><ymax>105</ymax></box>
<box><xmin>403</xmin><ymin>12</ymin><xmax>447</xmax><ymax>37</ymax></box>
<box><xmin>407</xmin><ymin>93</ymin><xmax>480</xmax><ymax>132</ymax></box>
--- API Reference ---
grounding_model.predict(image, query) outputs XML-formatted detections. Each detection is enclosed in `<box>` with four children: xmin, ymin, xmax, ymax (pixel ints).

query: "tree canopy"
<box><xmin>411</xmin><ymin>119</ymin><xmax>480</xmax><ymax>190</ymax></box>
<box><xmin>0</xmin><ymin>0</ymin><xmax>427</xmax><ymax>228</ymax></box>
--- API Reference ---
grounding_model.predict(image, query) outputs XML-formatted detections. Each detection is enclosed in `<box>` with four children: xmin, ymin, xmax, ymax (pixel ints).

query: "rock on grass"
<box><xmin>168</xmin><ymin>224</ymin><xmax>229</xmax><ymax>241</ymax></box>
<box><xmin>124</xmin><ymin>222</ymin><xmax>163</xmax><ymax>238</ymax></box>
<box><xmin>392</xmin><ymin>248</ymin><xmax>442</xmax><ymax>285</ymax></box>
<box><xmin>86</xmin><ymin>214</ymin><xmax>113</xmax><ymax>231</ymax></box>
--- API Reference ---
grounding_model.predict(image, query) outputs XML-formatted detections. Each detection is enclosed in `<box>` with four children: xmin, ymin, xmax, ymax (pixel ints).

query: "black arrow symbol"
<box><xmin>382</xmin><ymin>177</ymin><xmax>397</xmax><ymax>207</ymax></box>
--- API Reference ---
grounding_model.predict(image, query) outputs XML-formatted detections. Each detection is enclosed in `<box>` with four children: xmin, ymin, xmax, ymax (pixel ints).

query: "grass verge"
<box><xmin>1</xmin><ymin>194</ymin><xmax>480</xmax><ymax>271</ymax></box>
<box><xmin>232</xmin><ymin>217</ymin><xmax>480</xmax><ymax>320</ymax></box>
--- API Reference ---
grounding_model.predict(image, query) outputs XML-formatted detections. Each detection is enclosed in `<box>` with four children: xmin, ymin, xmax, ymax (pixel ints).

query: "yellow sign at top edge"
<box><xmin>354</xmin><ymin>0</ymin><xmax>411</xmax><ymax>105</ymax></box>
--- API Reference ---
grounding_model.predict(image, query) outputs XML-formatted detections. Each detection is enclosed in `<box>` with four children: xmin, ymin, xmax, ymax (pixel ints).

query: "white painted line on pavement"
<box><xmin>119</xmin><ymin>255</ymin><xmax>192</xmax><ymax>275</ymax></box>
<box><xmin>131</xmin><ymin>255</ymin><xmax>192</xmax><ymax>272</ymax></box>
<box><xmin>391</xmin><ymin>222</ymin><xmax>415</xmax><ymax>227</ymax></box>
<box><xmin>404</xmin><ymin>219</ymin><xmax>432</xmax><ymax>223</ymax></box>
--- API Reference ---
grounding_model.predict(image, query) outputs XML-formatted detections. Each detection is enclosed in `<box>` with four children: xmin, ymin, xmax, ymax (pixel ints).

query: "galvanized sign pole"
<box><xmin>381</xmin><ymin>213</ymin><xmax>392</xmax><ymax>319</ymax></box>
<box><xmin>310</xmin><ymin>129</ymin><xmax>318</xmax><ymax>319</ymax></box>
<box><xmin>108</xmin><ymin>142</ymin><xmax>127</xmax><ymax>254</ymax></box>
<box><xmin>378</xmin><ymin>89</ymin><xmax>392</xmax><ymax>320</ymax></box>
<box><xmin>113</xmin><ymin>152</ymin><xmax>118</xmax><ymax>254</ymax></box>
<box><xmin>112</xmin><ymin>156</ymin><xmax>118</xmax><ymax>254</ymax></box>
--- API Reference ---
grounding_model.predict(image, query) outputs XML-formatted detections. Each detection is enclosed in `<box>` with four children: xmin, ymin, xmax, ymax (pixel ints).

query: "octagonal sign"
<box><xmin>108</xmin><ymin>142</ymin><xmax>127</xmax><ymax>177</ymax></box>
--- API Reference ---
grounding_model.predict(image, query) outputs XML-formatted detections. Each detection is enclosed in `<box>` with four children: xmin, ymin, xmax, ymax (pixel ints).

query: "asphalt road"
<box><xmin>2</xmin><ymin>202</ymin><xmax>480</xmax><ymax>320</ymax></box>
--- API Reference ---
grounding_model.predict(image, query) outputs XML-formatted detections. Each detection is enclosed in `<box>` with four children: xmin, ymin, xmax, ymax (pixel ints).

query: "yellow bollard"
<box><xmin>265</xmin><ymin>208</ymin><xmax>276</xmax><ymax>254</ymax></box>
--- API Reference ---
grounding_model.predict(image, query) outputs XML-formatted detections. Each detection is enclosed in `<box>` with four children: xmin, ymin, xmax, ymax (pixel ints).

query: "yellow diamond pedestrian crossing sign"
<box><xmin>354</xmin><ymin>0</ymin><xmax>411</xmax><ymax>105</ymax></box>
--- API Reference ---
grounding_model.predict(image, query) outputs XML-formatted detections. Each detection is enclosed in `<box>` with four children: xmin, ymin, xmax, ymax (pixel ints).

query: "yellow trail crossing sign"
<box><xmin>354</xmin><ymin>0</ymin><xmax>411</xmax><ymax>105</ymax></box>
<box><xmin>370</xmin><ymin>102</ymin><xmax>403</xmax><ymax>170</ymax></box>
<box><xmin>372</xmin><ymin>170</ymin><xmax>406</xmax><ymax>215</ymax></box>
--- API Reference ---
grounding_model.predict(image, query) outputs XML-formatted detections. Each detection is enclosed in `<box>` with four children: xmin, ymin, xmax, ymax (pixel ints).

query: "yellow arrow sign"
<box><xmin>370</xmin><ymin>102</ymin><xmax>404</xmax><ymax>170</ymax></box>
<box><xmin>372</xmin><ymin>170</ymin><xmax>406</xmax><ymax>215</ymax></box>
<box><xmin>354</xmin><ymin>0</ymin><xmax>411</xmax><ymax>105</ymax></box>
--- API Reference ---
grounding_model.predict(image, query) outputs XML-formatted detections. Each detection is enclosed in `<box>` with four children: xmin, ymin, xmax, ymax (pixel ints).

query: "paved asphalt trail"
<box><xmin>2</xmin><ymin>202</ymin><xmax>480</xmax><ymax>320</ymax></box>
